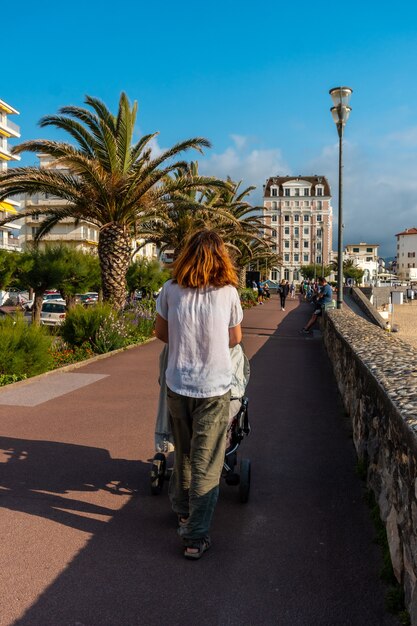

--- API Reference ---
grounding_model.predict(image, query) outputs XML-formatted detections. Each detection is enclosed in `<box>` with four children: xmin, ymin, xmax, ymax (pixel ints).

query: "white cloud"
<box><xmin>199</xmin><ymin>136</ymin><xmax>290</xmax><ymax>203</ymax></box>
<box><xmin>307</xmin><ymin>140</ymin><xmax>417</xmax><ymax>256</ymax></box>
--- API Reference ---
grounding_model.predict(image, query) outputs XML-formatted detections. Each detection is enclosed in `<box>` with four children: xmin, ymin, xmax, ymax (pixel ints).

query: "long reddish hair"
<box><xmin>172</xmin><ymin>229</ymin><xmax>238</xmax><ymax>288</ymax></box>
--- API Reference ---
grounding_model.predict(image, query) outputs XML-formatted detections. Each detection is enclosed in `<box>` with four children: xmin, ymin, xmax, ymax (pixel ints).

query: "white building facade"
<box><xmin>344</xmin><ymin>242</ymin><xmax>379</xmax><ymax>285</ymax></box>
<box><xmin>0</xmin><ymin>98</ymin><xmax>21</xmax><ymax>251</ymax></box>
<box><xmin>262</xmin><ymin>175</ymin><xmax>333</xmax><ymax>282</ymax></box>
<box><xmin>396</xmin><ymin>228</ymin><xmax>417</xmax><ymax>281</ymax></box>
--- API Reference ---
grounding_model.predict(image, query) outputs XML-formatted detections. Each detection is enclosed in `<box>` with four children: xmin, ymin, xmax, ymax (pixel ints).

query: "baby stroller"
<box><xmin>150</xmin><ymin>344</ymin><xmax>252</xmax><ymax>503</ymax></box>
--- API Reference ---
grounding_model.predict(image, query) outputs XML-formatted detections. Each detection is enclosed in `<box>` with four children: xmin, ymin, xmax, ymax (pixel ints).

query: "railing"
<box><xmin>24</xmin><ymin>233</ymin><xmax>97</xmax><ymax>242</ymax></box>
<box><xmin>0</xmin><ymin>118</ymin><xmax>20</xmax><ymax>135</ymax></box>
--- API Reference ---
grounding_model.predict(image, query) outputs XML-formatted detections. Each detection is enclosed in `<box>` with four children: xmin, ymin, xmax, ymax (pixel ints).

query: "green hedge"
<box><xmin>0</xmin><ymin>315</ymin><xmax>52</xmax><ymax>379</ymax></box>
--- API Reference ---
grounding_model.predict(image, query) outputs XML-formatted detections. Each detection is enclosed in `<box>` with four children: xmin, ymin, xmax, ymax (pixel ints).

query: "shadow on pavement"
<box><xmin>10</xmin><ymin>297</ymin><xmax>399</xmax><ymax>626</ymax></box>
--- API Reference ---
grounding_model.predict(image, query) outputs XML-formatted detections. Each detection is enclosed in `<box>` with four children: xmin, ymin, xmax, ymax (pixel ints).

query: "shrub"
<box><xmin>0</xmin><ymin>315</ymin><xmax>52</xmax><ymax>377</ymax></box>
<box><xmin>61</xmin><ymin>303</ymin><xmax>115</xmax><ymax>347</ymax></box>
<box><xmin>123</xmin><ymin>300</ymin><xmax>157</xmax><ymax>342</ymax></box>
<box><xmin>239</xmin><ymin>288</ymin><xmax>257</xmax><ymax>309</ymax></box>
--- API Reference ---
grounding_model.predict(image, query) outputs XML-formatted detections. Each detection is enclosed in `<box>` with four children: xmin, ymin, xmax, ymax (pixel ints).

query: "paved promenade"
<box><xmin>0</xmin><ymin>296</ymin><xmax>398</xmax><ymax>626</ymax></box>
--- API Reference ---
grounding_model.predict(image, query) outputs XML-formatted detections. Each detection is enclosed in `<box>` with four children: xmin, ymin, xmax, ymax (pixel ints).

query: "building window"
<box><xmin>294</xmin><ymin>188</ymin><xmax>300</xmax><ymax>196</ymax></box>
<box><xmin>303</xmin><ymin>227</ymin><xmax>309</xmax><ymax>235</ymax></box>
<box><xmin>353</xmin><ymin>247</ymin><xmax>360</xmax><ymax>253</ymax></box>
<box><xmin>317</xmin><ymin>214</ymin><xmax>322</xmax><ymax>222</ymax></box>
<box><xmin>31</xmin><ymin>227</ymin><xmax>40</xmax><ymax>237</ymax></box>
<box><xmin>317</xmin><ymin>256</ymin><xmax>322</xmax><ymax>264</ymax></box>
<box><xmin>294</xmin><ymin>254</ymin><xmax>299</xmax><ymax>262</ymax></box>
<box><xmin>272</xmin><ymin>215</ymin><xmax>277</xmax><ymax>222</ymax></box>
<box><xmin>317</xmin><ymin>200</ymin><xmax>322</xmax><ymax>210</ymax></box>
<box><xmin>272</xmin><ymin>201</ymin><xmax>277</xmax><ymax>209</ymax></box>
<box><xmin>271</xmin><ymin>188</ymin><xmax>277</xmax><ymax>196</ymax></box>
<box><xmin>304</xmin><ymin>201</ymin><xmax>309</xmax><ymax>207</ymax></box>
<box><xmin>294</xmin><ymin>214</ymin><xmax>299</xmax><ymax>222</ymax></box>
<box><xmin>317</xmin><ymin>187</ymin><xmax>323</xmax><ymax>196</ymax></box>
<box><xmin>284</xmin><ymin>227</ymin><xmax>290</xmax><ymax>235</ymax></box>
<box><xmin>272</xmin><ymin>229</ymin><xmax>277</xmax><ymax>237</ymax></box>
<box><xmin>294</xmin><ymin>241</ymin><xmax>299</xmax><ymax>248</ymax></box>
<box><xmin>303</xmin><ymin>254</ymin><xmax>309</xmax><ymax>262</ymax></box>
<box><xmin>271</xmin><ymin>269</ymin><xmax>278</xmax><ymax>281</ymax></box>
<box><xmin>294</xmin><ymin>227</ymin><xmax>299</xmax><ymax>237</ymax></box>
<box><xmin>284</xmin><ymin>254</ymin><xmax>290</xmax><ymax>262</ymax></box>
<box><xmin>272</xmin><ymin>245</ymin><xmax>277</xmax><ymax>252</ymax></box>
<box><xmin>284</xmin><ymin>215</ymin><xmax>290</xmax><ymax>222</ymax></box>
<box><xmin>303</xmin><ymin>241</ymin><xmax>309</xmax><ymax>248</ymax></box>
<box><xmin>366</xmin><ymin>256</ymin><xmax>372</xmax><ymax>262</ymax></box>
<box><xmin>303</xmin><ymin>215</ymin><xmax>310</xmax><ymax>222</ymax></box>
<box><xmin>295</xmin><ymin>201</ymin><xmax>300</xmax><ymax>207</ymax></box>
<box><xmin>366</xmin><ymin>247</ymin><xmax>373</xmax><ymax>253</ymax></box>
<box><xmin>304</xmin><ymin>188</ymin><xmax>309</xmax><ymax>196</ymax></box>
<box><xmin>285</xmin><ymin>189</ymin><xmax>290</xmax><ymax>196</ymax></box>
<box><xmin>317</xmin><ymin>228</ymin><xmax>322</xmax><ymax>237</ymax></box>
<box><xmin>317</xmin><ymin>242</ymin><xmax>322</xmax><ymax>251</ymax></box>
<box><xmin>284</xmin><ymin>241</ymin><xmax>290</xmax><ymax>249</ymax></box>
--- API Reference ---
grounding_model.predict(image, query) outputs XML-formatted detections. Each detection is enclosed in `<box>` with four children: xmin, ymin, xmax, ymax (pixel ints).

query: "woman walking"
<box><xmin>279</xmin><ymin>279</ymin><xmax>289</xmax><ymax>311</ymax></box>
<box><xmin>155</xmin><ymin>230</ymin><xmax>243</xmax><ymax>560</ymax></box>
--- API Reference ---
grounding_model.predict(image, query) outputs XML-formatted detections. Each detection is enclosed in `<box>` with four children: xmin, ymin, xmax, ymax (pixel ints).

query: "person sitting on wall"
<box><xmin>300</xmin><ymin>277</ymin><xmax>333</xmax><ymax>334</ymax></box>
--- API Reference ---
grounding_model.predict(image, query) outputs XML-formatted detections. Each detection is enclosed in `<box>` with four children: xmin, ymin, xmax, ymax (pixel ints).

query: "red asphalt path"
<box><xmin>0</xmin><ymin>296</ymin><xmax>398</xmax><ymax>626</ymax></box>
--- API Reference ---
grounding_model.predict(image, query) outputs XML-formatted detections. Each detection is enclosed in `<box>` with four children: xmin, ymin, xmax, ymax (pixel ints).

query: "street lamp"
<box><xmin>329</xmin><ymin>86</ymin><xmax>353</xmax><ymax>309</ymax></box>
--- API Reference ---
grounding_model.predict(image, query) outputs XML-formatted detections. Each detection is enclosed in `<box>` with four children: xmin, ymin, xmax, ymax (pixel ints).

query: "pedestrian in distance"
<box><xmin>278</xmin><ymin>279</ymin><xmax>289</xmax><ymax>311</ymax></box>
<box><xmin>155</xmin><ymin>229</ymin><xmax>243</xmax><ymax>560</ymax></box>
<box><xmin>257</xmin><ymin>280</ymin><xmax>264</xmax><ymax>305</ymax></box>
<box><xmin>289</xmin><ymin>282</ymin><xmax>295</xmax><ymax>299</ymax></box>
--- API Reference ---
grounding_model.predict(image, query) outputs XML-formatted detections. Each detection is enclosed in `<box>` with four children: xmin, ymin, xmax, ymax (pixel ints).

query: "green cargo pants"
<box><xmin>166</xmin><ymin>387</ymin><xmax>230</xmax><ymax>541</ymax></box>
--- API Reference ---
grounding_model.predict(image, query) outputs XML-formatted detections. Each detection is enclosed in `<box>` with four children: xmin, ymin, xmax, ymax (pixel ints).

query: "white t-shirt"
<box><xmin>156</xmin><ymin>279</ymin><xmax>243</xmax><ymax>398</ymax></box>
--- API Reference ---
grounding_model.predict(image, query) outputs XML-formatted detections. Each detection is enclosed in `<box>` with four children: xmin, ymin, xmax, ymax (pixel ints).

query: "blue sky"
<box><xmin>3</xmin><ymin>0</ymin><xmax>417</xmax><ymax>256</ymax></box>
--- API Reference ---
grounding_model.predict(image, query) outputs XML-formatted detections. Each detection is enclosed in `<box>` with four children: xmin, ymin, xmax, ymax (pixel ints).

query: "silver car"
<box><xmin>40</xmin><ymin>301</ymin><xmax>66</xmax><ymax>326</ymax></box>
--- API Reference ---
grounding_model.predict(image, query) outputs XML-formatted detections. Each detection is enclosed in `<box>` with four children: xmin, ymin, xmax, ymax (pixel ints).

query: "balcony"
<box><xmin>25</xmin><ymin>195</ymin><xmax>69</xmax><ymax>207</ymax></box>
<box><xmin>23</xmin><ymin>233</ymin><xmax>98</xmax><ymax>244</ymax></box>
<box><xmin>0</xmin><ymin>143</ymin><xmax>20</xmax><ymax>162</ymax></box>
<box><xmin>0</xmin><ymin>117</ymin><xmax>20</xmax><ymax>139</ymax></box>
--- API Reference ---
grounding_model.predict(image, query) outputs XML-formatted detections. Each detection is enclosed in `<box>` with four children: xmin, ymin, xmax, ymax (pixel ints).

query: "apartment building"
<box><xmin>262</xmin><ymin>175</ymin><xmax>333</xmax><ymax>282</ymax></box>
<box><xmin>0</xmin><ymin>98</ymin><xmax>21</xmax><ymax>251</ymax></box>
<box><xmin>344</xmin><ymin>242</ymin><xmax>379</xmax><ymax>284</ymax></box>
<box><xmin>396</xmin><ymin>227</ymin><xmax>417</xmax><ymax>281</ymax></box>
<box><xmin>19</xmin><ymin>154</ymin><xmax>100</xmax><ymax>253</ymax></box>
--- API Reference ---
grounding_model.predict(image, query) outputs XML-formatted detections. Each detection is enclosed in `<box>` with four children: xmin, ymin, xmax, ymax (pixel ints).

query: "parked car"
<box><xmin>80</xmin><ymin>292</ymin><xmax>99</xmax><ymax>306</ymax></box>
<box><xmin>43</xmin><ymin>293</ymin><xmax>65</xmax><ymax>301</ymax></box>
<box><xmin>40</xmin><ymin>301</ymin><xmax>66</xmax><ymax>326</ymax></box>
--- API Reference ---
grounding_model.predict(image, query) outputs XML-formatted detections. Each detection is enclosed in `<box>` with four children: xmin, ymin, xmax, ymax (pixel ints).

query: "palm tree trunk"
<box><xmin>98</xmin><ymin>223</ymin><xmax>131</xmax><ymax>308</ymax></box>
<box><xmin>33</xmin><ymin>292</ymin><xmax>44</xmax><ymax>326</ymax></box>
<box><xmin>238</xmin><ymin>267</ymin><xmax>247</xmax><ymax>289</ymax></box>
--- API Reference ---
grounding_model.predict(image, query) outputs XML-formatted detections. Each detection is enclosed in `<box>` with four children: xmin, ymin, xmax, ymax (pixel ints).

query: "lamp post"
<box><xmin>329</xmin><ymin>86</ymin><xmax>353</xmax><ymax>309</ymax></box>
<box><xmin>320</xmin><ymin>226</ymin><xmax>324</xmax><ymax>277</ymax></box>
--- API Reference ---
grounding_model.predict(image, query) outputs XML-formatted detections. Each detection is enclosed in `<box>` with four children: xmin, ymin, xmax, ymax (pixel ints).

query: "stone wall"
<box><xmin>349</xmin><ymin>286</ymin><xmax>386</xmax><ymax>329</ymax></box>
<box><xmin>322</xmin><ymin>308</ymin><xmax>417</xmax><ymax>623</ymax></box>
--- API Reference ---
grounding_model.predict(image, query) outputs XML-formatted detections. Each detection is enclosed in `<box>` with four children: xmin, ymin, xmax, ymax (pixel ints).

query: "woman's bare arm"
<box><xmin>229</xmin><ymin>324</ymin><xmax>242</xmax><ymax>347</ymax></box>
<box><xmin>155</xmin><ymin>314</ymin><xmax>169</xmax><ymax>343</ymax></box>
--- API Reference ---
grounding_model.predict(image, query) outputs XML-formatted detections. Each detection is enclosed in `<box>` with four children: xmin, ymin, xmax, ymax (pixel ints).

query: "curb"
<box><xmin>0</xmin><ymin>336</ymin><xmax>157</xmax><ymax>393</ymax></box>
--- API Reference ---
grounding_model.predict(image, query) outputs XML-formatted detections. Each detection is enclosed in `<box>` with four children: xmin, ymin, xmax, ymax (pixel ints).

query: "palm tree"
<box><xmin>0</xmin><ymin>93</ymin><xmax>217</xmax><ymax>308</ymax></box>
<box><xmin>136</xmin><ymin>162</ymin><xmax>239</xmax><ymax>258</ymax></box>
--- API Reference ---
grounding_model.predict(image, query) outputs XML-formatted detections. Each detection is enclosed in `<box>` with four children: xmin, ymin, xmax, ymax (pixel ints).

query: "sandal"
<box><xmin>183</xmin><ymin>537</ymin><xmax>211</xmax><ymax>560</ymax></box>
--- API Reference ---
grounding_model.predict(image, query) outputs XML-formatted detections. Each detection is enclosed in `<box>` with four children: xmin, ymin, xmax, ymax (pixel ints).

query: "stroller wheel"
<box><xmin>239</xmin><ymin>458</ymin><xmax>251</xmax><ymax>503</ymax></box>
<box><xmin>150</xmin><ymin>452</ymin><xmax>166</xmax><ymax>495</ymax></box>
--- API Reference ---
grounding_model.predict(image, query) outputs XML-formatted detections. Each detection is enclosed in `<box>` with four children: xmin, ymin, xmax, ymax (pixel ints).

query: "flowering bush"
<box><xmin>92</xmin><ymin>312</ymin><xmax>131</xmax><ymax>354</ymax></box>
<box><xmin>48</xmin><ymin>339</ymin><xmax>94</xmax><ymax>368</ymax></box>
<box><xmin>123</xmin><ymin>300</ymin><xmax>157</xmax><ymax>342</ymax></box>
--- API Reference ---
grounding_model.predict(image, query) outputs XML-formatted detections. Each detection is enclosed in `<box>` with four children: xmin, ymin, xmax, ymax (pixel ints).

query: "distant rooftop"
<box><xmin>395</xmin><ymin>227</ymin><xmax>417</xmax><ymax>236</ymax></box>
